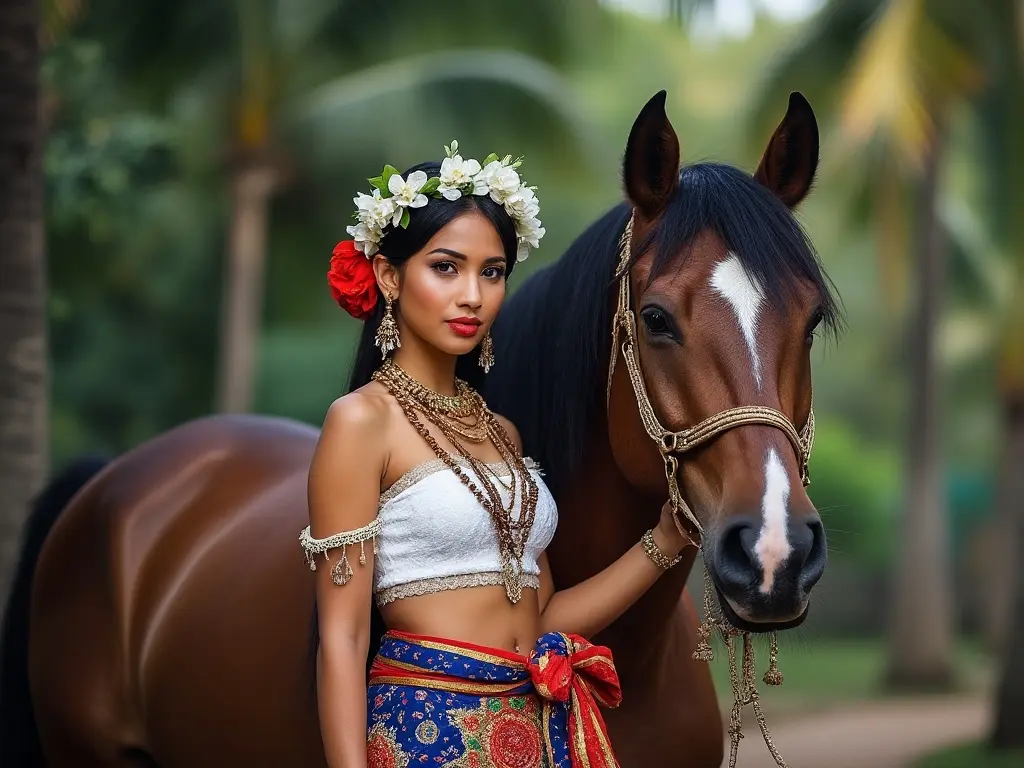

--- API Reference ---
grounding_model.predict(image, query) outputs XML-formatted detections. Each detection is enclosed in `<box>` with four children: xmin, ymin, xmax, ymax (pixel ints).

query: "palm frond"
<box><xmin>291</xmin><ymin>48</ymin><xmax>589</xmax><ymax>143</ymax></box>
<box><xmin>840</xmin><ymin>0</ymin><xmax>982</xmax><ymax>169</ymax></box>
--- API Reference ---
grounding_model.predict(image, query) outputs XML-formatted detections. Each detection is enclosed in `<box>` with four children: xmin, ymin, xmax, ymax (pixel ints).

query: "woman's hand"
<box><xmin>653</xmin><ymin>499</ymin><xmax>693</xmax><ymax>558</ymax></box>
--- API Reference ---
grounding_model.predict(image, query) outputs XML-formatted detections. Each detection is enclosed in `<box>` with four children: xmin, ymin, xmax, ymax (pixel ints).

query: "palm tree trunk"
<box><xmin>0</xmin><ymin>0</ymin><xmax>47</xmax><ymax>605</ymax></box>
<box><xmin>216</xmin><ymin>164</ymin><xmax>276</xmax><ymax>414</ymax></box>
<box><xmin>884</xmin><ymin>128</ymin><xmax>954</xmax><ymax>690</ymax></box>
<box><xmin>991</xmin><ymin>387</ymin><xmax>1024</xmax><ymax>748</ymax></box>
<box><xmin>989</xmin><ymin>1</ymin><xmax>1024</xmax><ymax>748</ymax></box>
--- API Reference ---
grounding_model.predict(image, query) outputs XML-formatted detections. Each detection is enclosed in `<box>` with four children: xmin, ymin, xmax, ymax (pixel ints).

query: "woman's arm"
<box><xmin>537</xmin><ymin>502</ymin><xmax>689</xmax><ymax>638</ymax></box>
<box><xmin>308</xmin><ymin>393</ymin><xmax>389</xmax><ymax>768</ymax></box>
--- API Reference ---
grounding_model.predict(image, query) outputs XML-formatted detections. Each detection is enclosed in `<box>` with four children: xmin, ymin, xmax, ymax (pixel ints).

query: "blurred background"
<box><xmin>1</xmin><ymin>0</ymin><xmax>1022</xmax><ymax>765</ymax></box>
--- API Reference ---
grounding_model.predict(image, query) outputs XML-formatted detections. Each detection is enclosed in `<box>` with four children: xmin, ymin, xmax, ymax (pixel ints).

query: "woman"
<box><xmin>301</xmin><ymin>142</ymin><xmax>690</xmax><ymax>768</ymax></box>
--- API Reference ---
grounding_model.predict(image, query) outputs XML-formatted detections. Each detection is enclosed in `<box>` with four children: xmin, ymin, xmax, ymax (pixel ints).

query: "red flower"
<box><xmin>327</xmin><ymin>240</ymin><xmax>379</xmax><ymax>320</ymax></box>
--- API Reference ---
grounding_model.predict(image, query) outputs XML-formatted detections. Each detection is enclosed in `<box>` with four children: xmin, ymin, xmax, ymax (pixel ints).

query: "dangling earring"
<box><xmin>375</xmin><ymin>293</ymin><xmax>401</xmax><ymax>356</ymax></box>
<box><xmin>478</xmin><ymin>332</ymin><xmax>495</xmax><ymax>373</ymax></box>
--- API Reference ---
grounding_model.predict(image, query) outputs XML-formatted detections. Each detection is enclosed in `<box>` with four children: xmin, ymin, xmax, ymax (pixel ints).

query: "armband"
<box><xmin>299</xmin><ymin>518</ymin><xmax>383</xmax><ymax>586</ymax></box>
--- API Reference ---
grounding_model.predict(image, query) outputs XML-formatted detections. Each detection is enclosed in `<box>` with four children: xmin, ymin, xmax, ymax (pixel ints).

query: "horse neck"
<box><xmin>551</xmin><ymin>397</ymin><xmax>699</xmax><ymax>669</ymax></box>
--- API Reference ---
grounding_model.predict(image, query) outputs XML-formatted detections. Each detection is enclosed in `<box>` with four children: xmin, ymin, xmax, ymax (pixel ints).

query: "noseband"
<box><xmin>606</xmin><ymin>214</ymin><xmax>815</xmax><ymax>547</ymax></box>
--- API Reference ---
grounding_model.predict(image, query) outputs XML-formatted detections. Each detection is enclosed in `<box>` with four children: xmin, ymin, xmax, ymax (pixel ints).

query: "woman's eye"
<box><xmin>432</xmin><ymin>261</ymin><xmax>457</xmax><ymax>275</ymax></box>
<box><xmin>641</xmin><ymin>307</ymin><xmax>672</xmax><ymax>337</ymax></box>
<box><xmin>483</xmin><ymin>266</ymin><xmax>506</xmax><ymax>279</ymax></box>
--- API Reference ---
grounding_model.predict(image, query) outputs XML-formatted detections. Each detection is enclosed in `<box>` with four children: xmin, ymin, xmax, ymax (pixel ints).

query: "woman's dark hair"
<box><xmin>346</xmin><ymin>160</ymin><xmax>521</xmax><ymax>394</ymax></box>
<box><xmin>308</xmin><ymin>160</ymin><xmax>521</xmax><ymax>693</ymax></box>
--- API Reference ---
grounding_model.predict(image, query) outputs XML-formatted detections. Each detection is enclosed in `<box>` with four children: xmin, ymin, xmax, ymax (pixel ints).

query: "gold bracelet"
<box><xmin>641</xmin><ymin>528</ymin><xmax>682</xmax><ymax>570</ymax></box>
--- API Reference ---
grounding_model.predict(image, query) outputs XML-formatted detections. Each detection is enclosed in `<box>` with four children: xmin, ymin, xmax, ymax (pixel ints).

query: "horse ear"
<box><xmin>623</xmin><ymin>90</ymin><xmax>680</xmax><ymax>219</ymax></box>
<box><xmin>753</xmin><ymin>92</ymin><xmax>819</xmax><ymax>209</ymax></box>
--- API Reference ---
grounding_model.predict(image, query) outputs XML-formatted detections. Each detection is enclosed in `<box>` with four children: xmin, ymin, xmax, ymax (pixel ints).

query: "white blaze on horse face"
<box><xmin>755</xmin><ymin>448</ymin><xmax>792</xmax><ymax>594</ymax></box>
<box><xmin>709</xmin><ymin>253</ymin><xmax>765</xmax><ymax>389</ymax></box>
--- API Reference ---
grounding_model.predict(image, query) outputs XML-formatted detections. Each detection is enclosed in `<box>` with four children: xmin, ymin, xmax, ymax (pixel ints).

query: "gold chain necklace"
<box><xmin>372</xmin><ymin>359</ymin><xmax>539</xmax><ymax>602</ymax></box>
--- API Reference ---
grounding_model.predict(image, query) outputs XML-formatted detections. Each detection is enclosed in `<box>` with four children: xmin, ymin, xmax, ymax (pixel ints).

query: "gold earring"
<box><xmin>478</xmin><ymin>332</ymin><xmax>495</xmax><ymax>373</ymax></box>
<box><xmin>375</xmin><ymin>294</ymin><xmax>401</xmax><ymax>356</ymax></box>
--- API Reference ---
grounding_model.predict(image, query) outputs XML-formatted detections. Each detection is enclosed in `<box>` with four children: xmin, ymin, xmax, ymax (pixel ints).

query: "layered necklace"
<box><xmin>372</xmin><ymin>358</ymin><xmax>539</xmax><ymax>603</ymax></box>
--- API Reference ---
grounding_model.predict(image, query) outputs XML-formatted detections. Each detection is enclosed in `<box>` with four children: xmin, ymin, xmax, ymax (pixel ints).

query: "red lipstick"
<box><xmin>446</xmin><ymin>317</ymin><xmax>482</xmax><ymax>338</ymax></box>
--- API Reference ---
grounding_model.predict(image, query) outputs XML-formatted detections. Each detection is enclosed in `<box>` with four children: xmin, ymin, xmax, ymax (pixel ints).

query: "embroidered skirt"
<box><xmin>366</xmin><ymin>630</ymin><xmax>622</xmax><ymax>768</ymax></box>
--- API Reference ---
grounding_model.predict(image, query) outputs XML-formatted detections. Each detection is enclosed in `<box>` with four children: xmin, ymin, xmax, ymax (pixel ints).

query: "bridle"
<box><xmin>605</xmin><ymin>213</ymin><xmax>817</xmax><ymax>768</ymax></box>
<box><xmin>606</xmin><ymin>213</ymin><xmax>815</xmax><ymax>548</ymax></box>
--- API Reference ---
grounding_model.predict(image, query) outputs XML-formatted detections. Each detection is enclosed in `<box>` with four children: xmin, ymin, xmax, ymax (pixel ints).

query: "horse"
<box><xmin>0</xmin><ymin>90</ymin><xmax>840</xmax><ymax>767</ymax></box>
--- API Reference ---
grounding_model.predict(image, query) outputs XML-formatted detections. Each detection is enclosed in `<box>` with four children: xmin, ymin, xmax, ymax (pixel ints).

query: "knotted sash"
<box><xmin>369</xmin><ymin>630</ymin><xmax>622</xmax><ymax>767</ymax></box>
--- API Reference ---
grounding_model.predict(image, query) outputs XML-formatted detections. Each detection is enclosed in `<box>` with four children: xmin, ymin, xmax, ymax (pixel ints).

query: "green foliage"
<box><xmin>44</xmin><ymin>35</ymin><xmax>224</xmax><ymax>465</ymax></box>
<box><xmin>916</xmin><ymin>742</ymin><xmax>1024</xmax><ymax>768</ymax></box>
<box><xmin>706</xmin><ymin>637</ymin><xmax>991</xmax><ymax>710</ymax></box>
<box><xmin>806</xmin><ymin>418</ymin><xmax>901</xmax><ymax>566</ymax></box>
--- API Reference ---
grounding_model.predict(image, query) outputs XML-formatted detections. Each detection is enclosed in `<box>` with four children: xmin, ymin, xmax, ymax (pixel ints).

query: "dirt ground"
<box><xmin>728</xmin><ymin>696</ymin><xmax>987</xmax><ymax>768</ymax></box>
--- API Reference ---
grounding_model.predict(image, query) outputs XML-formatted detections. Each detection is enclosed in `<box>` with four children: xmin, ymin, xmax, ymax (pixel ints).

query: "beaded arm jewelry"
<box><xmin>641</xmin><ymin>528</ymin><xmax>683</xmax><ymax>569</ymax></box>
<box><xmin>300</xmin><ymin>518</ymin><xmax>383</xmax><ymax>586</ymax></box>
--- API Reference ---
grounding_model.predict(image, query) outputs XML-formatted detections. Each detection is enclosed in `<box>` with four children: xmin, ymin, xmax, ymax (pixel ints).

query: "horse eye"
<box><xmin>806</xmin><ymin>311</ymin><xmax>824</xmax><ymax>346</ymax></box>
<box><xmin>641</xmin><ymin>307</ymin><xmax>673</xmax><ymax>337</ymax></box>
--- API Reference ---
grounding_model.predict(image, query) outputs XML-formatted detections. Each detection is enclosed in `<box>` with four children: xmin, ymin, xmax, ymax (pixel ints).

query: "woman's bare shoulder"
<box><xmin>312</xmin><ymin>382</ymin><xmax>400</xmax><ymax>484</ymax></box>
<box><xmin>308</xmin><ymin>383</ymin><xmax>397</xmax><ymax>533</ymax></box>
<box><xmin>321</xmin><ymin>381</ymin><xmax>395</xmax><ymax>438</ymax></box>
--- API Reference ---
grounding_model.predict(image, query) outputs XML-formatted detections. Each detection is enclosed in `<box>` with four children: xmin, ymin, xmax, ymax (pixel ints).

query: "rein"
<box><xmin>607</xmin><ymin>214</ymin><xmax>811</xmax><ymax>768</ymax></box>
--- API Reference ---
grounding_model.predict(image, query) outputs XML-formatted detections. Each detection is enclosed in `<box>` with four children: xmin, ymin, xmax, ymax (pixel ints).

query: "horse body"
<box><xmin>27</xmin><ymin>416</ymin><xmax>327</xmax><ymax>766</ymax></box>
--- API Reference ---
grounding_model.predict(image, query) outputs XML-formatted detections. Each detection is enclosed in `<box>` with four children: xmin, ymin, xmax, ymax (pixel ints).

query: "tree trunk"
<box><xmin>215</xmin><ymin>164</ymin><xmax>276</xmax><ymax>414</ymax></box>
<box><xmin>991</xmin><ymin>390</ymin><xmax>1024</xmax><ymax>748</ymax></box>
<box><xmin>991</xmin><ymin>1</ymin><xmax>1024</xmax><ymax>747</ymax></box>
<box><xmin>884</xmin><ymin>129</ymin><xmax>955</xmax><ymax>690</ymax></box>
<box><xmin>0</xmin><ymin>0</ymin><xmax>46</xmax><ymax>608</ymax></box>
<box><xmin>980</xmin><ymin>0</ymin><xmax>1024</xmax><ymax>658</ymax></box>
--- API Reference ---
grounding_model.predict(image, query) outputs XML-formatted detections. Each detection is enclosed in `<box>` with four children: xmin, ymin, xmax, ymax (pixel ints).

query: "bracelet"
<box><xmin>641</xmin><ymin>528</ymin><xmax>683</xmax><ymax>570</ymax></box>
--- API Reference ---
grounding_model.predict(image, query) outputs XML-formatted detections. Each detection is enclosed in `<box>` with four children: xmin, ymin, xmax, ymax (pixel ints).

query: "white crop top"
<box><xmin>373</xmin><ymin>456</ymin><xmax>557</xmax><ymax>606</ymax></box>
<box><xmin>300</xmin><ymin>456</ymin><xmax>558</xmax><ymax>607</ymax></box>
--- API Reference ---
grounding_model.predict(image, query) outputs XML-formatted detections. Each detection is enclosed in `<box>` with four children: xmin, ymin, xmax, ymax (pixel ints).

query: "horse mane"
<box><xmin>487</xmin><ymin>202</ymin><xmax>631</xmax><ymax>496</ymax></box>
<box><xmin>486</xmin><ymin>162</ymin><xmax>842</xmax><ymax>496</ymax></box>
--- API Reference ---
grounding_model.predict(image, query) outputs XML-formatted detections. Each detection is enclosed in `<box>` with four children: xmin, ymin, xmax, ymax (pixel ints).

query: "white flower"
<box><xmin>487</xmin><ymin>164</ymin><xmax>522</xmax><ymax>204</ymax></box>
<box><xmin>355</xmin><ymin>189</ymin><xmax>396</xmax><ymax>232</ymax></box>
<box><xmin>388</xmin><ymin>170</ymin><xmax>429</xmax><ymax>222</ymax></box>
<box><xmin>512</xmin><ymin>215</ymin><xmax>544</xmax><ymax>250</ymax></box>
<box><xmin>438</xmin><ymin>154</ymin><xmax>481</xmax><ymax>200</ymax></box>
<box><xmin>472</xmin><ymin>160</ymin><xmax>499</xmax><ymax>195</ymax></box>
<box><xmin>503</xmin><ymin>186</ymin><xmax>540</xmax><ymax>221</ymax></box>
<box><xmin>471</xmin><ymin>173</ymin><xmax>492</xmax><ymax>197</ymax></box>
<box><xmin>346</xmin><ymin>222</ymin><xmax>382</xmax><ymax>257</ymax></box>
<box><xmin>474</xmin><ymin>160</ymin><xmax>523</xmax><ymax>204</ymax></box>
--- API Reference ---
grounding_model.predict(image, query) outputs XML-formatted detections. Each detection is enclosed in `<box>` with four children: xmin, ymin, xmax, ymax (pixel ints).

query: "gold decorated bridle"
<box><xmin>607</xmin><ymin>214</ymin><xmax>816</xmax><ymax>768</ymax></box>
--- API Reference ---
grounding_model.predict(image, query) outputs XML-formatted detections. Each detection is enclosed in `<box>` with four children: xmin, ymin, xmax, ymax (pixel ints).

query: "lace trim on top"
<box><xmin>375</xmin><ymin>571</ymin><xmax>541</xmax><ymax>607</ymax></box>
<box><xmin>379</xmin><ymin>456</ymin><xmax>541</xmax><ymax>506</ymax></box>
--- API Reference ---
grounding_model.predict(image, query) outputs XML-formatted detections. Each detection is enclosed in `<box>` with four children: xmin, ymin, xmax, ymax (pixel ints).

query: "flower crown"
<box><xmin>345</xmin><ymin>140</ymin><xmax>545</xmax><ymax>263</ymax></box>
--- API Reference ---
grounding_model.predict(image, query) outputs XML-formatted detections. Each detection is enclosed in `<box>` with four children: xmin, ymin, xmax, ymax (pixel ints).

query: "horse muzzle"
<box><xmin>705</xmin><ymin>512</ymin><xmax>827</xmax><ymax>631</ymax></box>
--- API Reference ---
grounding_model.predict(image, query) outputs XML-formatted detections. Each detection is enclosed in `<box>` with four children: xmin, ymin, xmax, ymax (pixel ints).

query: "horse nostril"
<box><xmin>714</xmin><ymin>519</ymin><xmax>761</xmax><ymax>592</ymax></box>
<box><xmin>798</xmin><ymin>519</ymin><xmax>827</xmax><ymax>592</ymax></box>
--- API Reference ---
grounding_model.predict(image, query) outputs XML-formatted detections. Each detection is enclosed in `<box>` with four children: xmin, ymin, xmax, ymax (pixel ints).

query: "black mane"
<box><xmin>486</xmin><ymin>162</ymin><xmax>842</xmax><ymax>496</ymax></box>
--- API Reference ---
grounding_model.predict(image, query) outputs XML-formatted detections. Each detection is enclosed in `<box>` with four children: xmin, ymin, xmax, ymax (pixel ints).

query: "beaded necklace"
<box><xmin>372</xmin><ymin>358</ymin><xmax>539</xmax><ymax>603</ymax></box>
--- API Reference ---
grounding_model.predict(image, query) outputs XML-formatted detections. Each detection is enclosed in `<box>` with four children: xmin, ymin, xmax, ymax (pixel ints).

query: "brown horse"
<box><xmin>0</xmin><ymin>91</ymin><xmax>840</xmax><ymax>767</ymax></box>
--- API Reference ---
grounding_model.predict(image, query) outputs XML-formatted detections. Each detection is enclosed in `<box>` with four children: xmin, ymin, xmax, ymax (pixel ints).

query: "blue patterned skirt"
<box><xmin>365</xmin><ymin>630</ymin><xmax>622</xmax><ymax>768</ymax></box>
